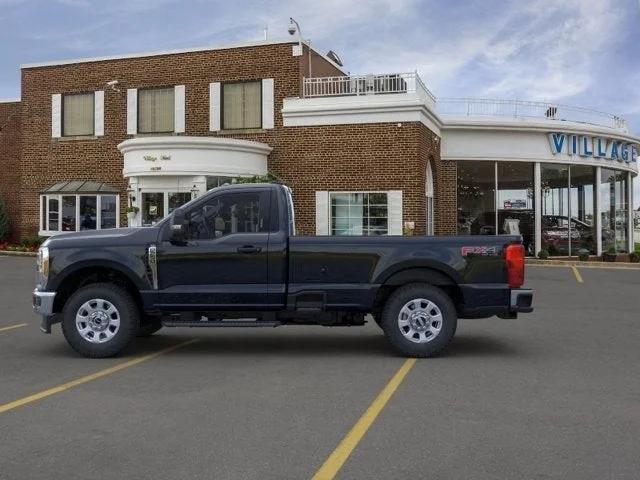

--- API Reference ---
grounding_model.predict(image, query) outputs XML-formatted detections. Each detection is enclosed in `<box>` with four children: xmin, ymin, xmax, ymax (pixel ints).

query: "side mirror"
<box><xmin>170</xmin><ymin>208</ymin><xmax>187</xmax><ymax>243</ymax></box>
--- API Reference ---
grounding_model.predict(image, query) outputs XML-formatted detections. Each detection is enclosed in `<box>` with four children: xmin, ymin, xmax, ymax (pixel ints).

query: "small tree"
<box><xmin>232</xmin><ymin>172</ymin><xmax>281</xmax><ymax>184</ymax></box>
<box><xmin>0</xmin><ymin>196</ymin><xmax>10</xmax><ymax>241</ymax></box>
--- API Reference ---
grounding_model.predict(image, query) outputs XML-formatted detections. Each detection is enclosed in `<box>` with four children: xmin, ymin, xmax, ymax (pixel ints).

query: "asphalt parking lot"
<box><xmin>0</xmin><ymin>255</ymin><xmax>639</xmax><ymax>480</ymax></box>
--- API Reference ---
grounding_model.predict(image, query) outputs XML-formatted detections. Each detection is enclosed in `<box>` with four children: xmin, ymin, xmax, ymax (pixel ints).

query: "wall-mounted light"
<box><xmin>126</xmin><ymin>182</ymin><xmax>136</xmax><ymax>203</ymax></box>
<box><xmin>191</xmin><ymin>184</ymin><xmax>199</xmax><ymax>198</ymax></box>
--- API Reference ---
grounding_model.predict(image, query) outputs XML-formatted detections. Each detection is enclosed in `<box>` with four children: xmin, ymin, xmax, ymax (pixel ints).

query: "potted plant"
<box><xmin>125</xmin><ymin>206</ymin><xmax>139</xmax><ymax>226</ymax></box>
<box><xmin>537</xmin><ymin>249</ymin><xmax>549</xmax><ymax>260</ymax></box>
<box><xmin>577</xmin><ymin>248</ymin><xmax>590</xmax><ymax>262</ymax></box>
<box><xmin>603</xmin><ymin>245</ymin><xmax>617</xmax><ymax>262</ymax></box>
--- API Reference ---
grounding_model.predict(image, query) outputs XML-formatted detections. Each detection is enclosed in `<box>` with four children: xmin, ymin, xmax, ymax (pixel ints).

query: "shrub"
<box><xmin>537</xmin><ymin>249</ymin><xmax>549</xmax><ymax>260</ymax></box>
<box><xmin>0</xmin><ymin>197</ymin><xmax>9</xmax><ymax>242</ymax></box>
<box><xmin>629</xmin><ymin>252</ymin><xmax>640</xmax><ymax>263</ymax></box>
<box><xmin>577</xmin><ymin>249</ymin><xmax>590</xmax><ymax>261</ymax></box>
<box><xmin>21</xmin><ymin>236</ymin><xmax>44</xmax><ymax>250</ymax></box>
<box><xmin>233</xmin><ymin>172</ymin><xmax>281</xmax><ymax>184</ymax></box>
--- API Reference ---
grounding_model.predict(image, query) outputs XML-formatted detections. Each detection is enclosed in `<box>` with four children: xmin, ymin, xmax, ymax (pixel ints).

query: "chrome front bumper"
<box><xmin>33</xmin><ymin>289</ymin><xmax>57</xmax><ymax>333</ymax></box>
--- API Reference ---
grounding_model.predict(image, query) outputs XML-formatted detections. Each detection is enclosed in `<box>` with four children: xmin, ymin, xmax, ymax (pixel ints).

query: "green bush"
<box><xmin>537</xmin><ymin>249</ymin><xmax>549</xmax><ymax>260</ymax></box>
<box><xmin>0</xmin><ymin>197</ymin><xmax>9</xmax><ymax>241</ymax></box>
<box><xmin>577</xmin><ymin>248</ymin><xmax>590</xmax><ymax>261</ymax></box>
<box><xmin>20</xmin><ymin>236</ymin><xmax>44</xmax><ymax>249</ymax></box>
<box><xmin>233</xmin><ymin>172</ymin><xmax>280</xmax><ymax>184</ymax></box>
<box><xmin>629</xmin><ymin>252</ymin><xmax>640</xmax><ymax>263</ymax></box>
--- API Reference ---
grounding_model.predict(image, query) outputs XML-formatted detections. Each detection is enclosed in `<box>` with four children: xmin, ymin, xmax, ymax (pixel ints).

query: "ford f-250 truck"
<box><xmin>33</xmin><ymin>183</ymin><xmax>533</xmax><ymax>358</ymax></box>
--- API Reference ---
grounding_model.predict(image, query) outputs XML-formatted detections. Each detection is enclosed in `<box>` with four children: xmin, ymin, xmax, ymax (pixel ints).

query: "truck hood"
<box><xmin>43</xmin><ymin>227</ymin><xmax>160</xmax><ymax>249</ymax></box>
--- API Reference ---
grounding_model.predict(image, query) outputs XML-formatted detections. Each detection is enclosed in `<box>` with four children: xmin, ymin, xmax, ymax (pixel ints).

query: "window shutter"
<box><xmin>94</xmin><ymin>90</ymin><xmax>104</xmax><ymax>136</ymax></box>
<box><xmin>51</xmin><ymin>94</ymin><xmax>62</xmax><ymax>138</ymax></box>
<box><xmin>388</xmin><ymin>190</ymin><xmax>403</xmax><ymax>235</ymax></box>
<box><xmin>174</xmin><ymin>85</ymin><xmax>185</xmax><ymax>133</ymax></box>
<box><xmin>127</xmin><ymin>88</ymin><xmax>137</xmax><ymax>134</ymax></box>
<box><xmin>209</xmin><ymin>82</ymin><xmax>221</xmax><ymax>131</ymax></box>
<box><xmin>262</xmin><ymin>78</ymin><xmax>275</xmax><ymax>129</ymax></box>
<box><xmin>315</xmin><ymin>191</ymin><xmax>329</xmax><ymax>235</ymax></box>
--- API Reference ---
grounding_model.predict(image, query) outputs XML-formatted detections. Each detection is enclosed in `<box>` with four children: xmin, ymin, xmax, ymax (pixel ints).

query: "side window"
<box><xmin>185</xmin><ymin>192</ymin><xmax>268</xmax><ymax>240</ymax></box>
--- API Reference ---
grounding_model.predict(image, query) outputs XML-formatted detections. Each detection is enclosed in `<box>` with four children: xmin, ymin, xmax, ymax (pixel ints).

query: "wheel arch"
<box><xmin>52</xmin><ymin>261</ymin><xmax>144</xmax><ymax>314</ymax></box>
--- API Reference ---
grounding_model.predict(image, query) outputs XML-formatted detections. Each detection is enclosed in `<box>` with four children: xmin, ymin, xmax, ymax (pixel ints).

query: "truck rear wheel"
<box><xmin>61</xmin><ymin>283</ymin><xmax>140</xmax><ymax>358</ymax></box>
<box><xmin>381</xmin><ymin>283</ymin><xmax>457</xmax><ymax>358</ymax></box>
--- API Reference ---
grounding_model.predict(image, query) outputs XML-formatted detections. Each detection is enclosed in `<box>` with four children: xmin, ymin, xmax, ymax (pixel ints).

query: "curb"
<box><xmin>0</xmin><ymin>250</ymin><xmax>37</xmax><ymax>257</ymax></box>
<box><xmin>527</xmin><ymin>259</ymin><xmax>640</xmax><ymax>270</ymax></box>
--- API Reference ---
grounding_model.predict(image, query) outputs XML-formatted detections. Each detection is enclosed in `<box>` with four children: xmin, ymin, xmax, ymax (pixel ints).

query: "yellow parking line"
<box><xmin>0</xmin><ymin>339</ymin><xmax>197</xmax><ymax>415</ymax></box>
<box><xmin>571</xmin><ymin>265</ymin><xmax>584</xmax><ymax>284</ymax></box>
<box><xmin>311</xmin><ymin>358</ymin><xmax>417</xmax><ymax>480</ymax></box>
<box><xmin>0</xmin><ymin>323</ymin><xmax>28</xmax><ymax>333</ymax></box>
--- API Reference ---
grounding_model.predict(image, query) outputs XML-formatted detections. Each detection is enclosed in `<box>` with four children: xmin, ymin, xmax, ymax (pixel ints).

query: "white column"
<box><xmin>534</xmin><ymin>162</ymin><xmax>542</xmax><ymax>255</ymax></box>
<box><xmin>628</xmin><ymin>171</ymin><xmax>634</xmax><ymax>253</ymax></box>
<box><xmin>595</xmin><ymin>166</ymin><xmax>602</xmax><ymax>256</ymax></box>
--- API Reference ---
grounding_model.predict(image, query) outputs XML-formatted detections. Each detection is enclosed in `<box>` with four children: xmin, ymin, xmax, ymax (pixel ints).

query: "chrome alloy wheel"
<box><xmin>397</xmin><ymin>298</ymin><xmax>443</xmax><ymax>343</ymax></box>
<box><xmin>75</xmin><ymin>299</ymin><xmax>121</xmax><ymax>344</ymax></box>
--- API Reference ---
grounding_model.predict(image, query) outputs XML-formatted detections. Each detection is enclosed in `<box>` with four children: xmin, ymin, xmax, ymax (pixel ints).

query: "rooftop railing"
<box><xmin>437</xmin><ymin>98</ymin><xmax>629</xmax><ymax>132</ymax></box>
<box><xmin>302</xmin><ymin>72</ymin><xmax>436</xmax><ymax>104</ymax></box>
<box><xmin>301</xmin><ymin>74</ymin><xmax>628</xmax><ymax>132</ymax></box>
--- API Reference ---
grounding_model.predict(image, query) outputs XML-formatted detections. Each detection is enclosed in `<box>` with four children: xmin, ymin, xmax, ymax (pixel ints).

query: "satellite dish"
<box><xmin>326</xmin><ymin>50</ymin><xmax>343</xmax><ymax>67</ymax></box>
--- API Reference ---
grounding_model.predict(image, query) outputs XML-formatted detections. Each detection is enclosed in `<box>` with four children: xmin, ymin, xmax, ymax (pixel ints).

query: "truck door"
<box><xmin>155</xmin><ymin>189</ymin><xmax>271</xmax><ymax>309</ymax></box>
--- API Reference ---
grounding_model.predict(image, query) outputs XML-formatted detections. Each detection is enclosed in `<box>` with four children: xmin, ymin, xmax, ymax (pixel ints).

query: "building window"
<box><xmin>330</xmin><ymin>192</ymin><xmax>388</xmax><ymax>236</ymax></box>
<box><xmin>138</xmin><ymin>87</ymin><xmax>175</xmax><ymax>133</ymax></box>
<box><xmin>601</xmin><ymin>168</ymin><xmax>628</xmax><ymax>253</ymax></box>
<box><xmin>457</xmin><ymin>161</ymin><xmax>496</xmax><ymax>235</ymax></box>
<box><xmin>40</xmin><ymin>194</ymin><xmax>119</xmax><ymax>235</ymax></box>
<box><xmin>222</xmin><ymin>81</ymin><xmax>261</xmax><ymax>130</ymax></box>
<box><xmin>140</xmin><ymin>191</ymin><xmax>193</xmax><ymax>226</ymax></box>
<box><xmin>62</xmin><ymin>92</ymin><xmax>94</xmax><ymax>136</ymax></box>
<box><xmin>498</xmin><ymin>162</ymin><xmax>535</xmax><ymax>255</ymax></box>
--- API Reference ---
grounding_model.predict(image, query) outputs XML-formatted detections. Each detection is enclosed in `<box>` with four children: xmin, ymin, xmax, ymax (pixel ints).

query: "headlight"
<box><xmin>37</xmin><ymin>246</ymin><xmax>50</xmax><ymax>281</ymax></box>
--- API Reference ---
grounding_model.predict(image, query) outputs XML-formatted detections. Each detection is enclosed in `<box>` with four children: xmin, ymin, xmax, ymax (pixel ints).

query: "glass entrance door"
<box><xmin>142</xmin><ymin>192</ymin><xmax>165</xmax><ymax>226</ymax></box>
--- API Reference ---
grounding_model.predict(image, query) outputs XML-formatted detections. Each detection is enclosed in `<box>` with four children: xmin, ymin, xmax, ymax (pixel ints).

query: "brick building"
<box><xmin>1</xmin><ymin>38</ymin><xmax>638</xmax><ymax>256</ymax></box>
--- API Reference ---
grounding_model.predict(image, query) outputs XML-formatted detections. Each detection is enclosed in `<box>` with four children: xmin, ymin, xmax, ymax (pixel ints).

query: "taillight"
<box><xmin>504</xmin><ymin>244</ymin><xmax>525</xmax><ymax>289</ymax></box>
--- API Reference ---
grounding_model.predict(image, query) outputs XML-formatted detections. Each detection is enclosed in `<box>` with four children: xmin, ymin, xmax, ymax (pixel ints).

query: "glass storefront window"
<box><xmin>168</xmin><ymin>192</ymin><xmax>192</xmax><ymax>214</ymax></box>
<box><xmin>41</xmin><ymin>193</ymin><xmax>118</xmax><ymax>234</ymax></box>
<box><xmin>101</xmin><ymin>195</ymin><xmax>117</xmax><ymax>229</ymax></box>
<box><xmin>498</xmin><ymin>163</ymin><xmax>535</xmax><ymax>255</ymax></box>
<box><xmin>457</xmin><ymin>161</ymin><xmax>496</xmax><ymax>235</ymax></box>
<box><xmin>601</xmin><ymin>169</ymin><xmax>628</xmax><ymax>253</ymax></box>
<box><xmin>79</xmin><ymin>196</ymin><xmax>97</xmax><ymax>230</ymax></box>
<box><xmin>48</xmin><ymin>197</ymin><xmax>59</xmax><ymax>231</ymax></box>
<box><xmin>330</xmin><ymin>192</ymin><xmax>388</xmax><ymax>236</ymax></box>
<box><xmin>541</xmin><ymin>164</ymin><xmax>570</xmax><ymax>255</ymax></box>
<box><xmin>570</xmin><ymin>166</ymin><xmax>596</xmax><ymax>254</ymax></box>
<box><xmin>61</xmin><ymin>196</ymin><xmax>76</xmax><ymax>232</ymax></box>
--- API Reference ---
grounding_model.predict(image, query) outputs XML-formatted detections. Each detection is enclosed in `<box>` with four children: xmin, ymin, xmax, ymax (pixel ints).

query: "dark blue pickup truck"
<box><xmin>33</xmin><ymin>183</ymin><xmax>532</xmax><ymax>358</ymax></box>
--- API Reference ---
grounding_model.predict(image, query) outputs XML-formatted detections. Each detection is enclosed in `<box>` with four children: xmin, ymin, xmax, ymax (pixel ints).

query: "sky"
<box><xmin>1</xmin><ymin>0</ymin><xmax>639</xmax><ymax>201</ymax></box>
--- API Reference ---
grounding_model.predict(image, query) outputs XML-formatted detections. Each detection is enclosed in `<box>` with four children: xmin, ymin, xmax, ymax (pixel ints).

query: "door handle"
<box><xmin>237</xmin><ymin>245</ymin><xmax>262</xmax><ymax>254</ymax></box>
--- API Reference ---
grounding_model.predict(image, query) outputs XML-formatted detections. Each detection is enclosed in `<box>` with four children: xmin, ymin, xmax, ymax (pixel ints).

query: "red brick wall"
<box><xmin>0</xmin><ymin>101</ymin><xmax>21</xmax><ymax>240</ymax></box>
<box><xmin>16</xmin><ymin>41</ymin><xmax>457</xmax><ymax>239</ymax></box>
<box><xmin>18</xmin><ymin>42</ymin><xmax>310</xmax><ymax>237</ymax></box>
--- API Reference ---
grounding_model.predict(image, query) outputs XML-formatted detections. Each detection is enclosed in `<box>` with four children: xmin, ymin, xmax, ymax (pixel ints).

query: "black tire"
<box><xmin>380</xmin><ymin>283</ymin><xmax>457</xmax><ymax>358</ymax></box>
<box><xmin>61</xmin><ymin>283</ymin><xmax>140</xmax><ymax>358</ymax></box>
<box><xmin>137</xmin><ymin>317</ymin><xmax>163</xmax><ymax>337</ymax></box>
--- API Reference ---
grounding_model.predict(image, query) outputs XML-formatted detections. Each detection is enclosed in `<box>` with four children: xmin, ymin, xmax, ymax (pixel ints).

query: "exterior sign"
<box><xmin>548</xmin><ymin>132</ymin><xmax>638</xmax><ymax>163</ymax></box>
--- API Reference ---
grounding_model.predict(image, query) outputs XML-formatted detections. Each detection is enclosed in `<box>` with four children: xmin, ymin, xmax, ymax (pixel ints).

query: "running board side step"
<box><xmin>162</xmin><ymin>320</ymin><xmax>281</xmax><ymax>328</ymax></box>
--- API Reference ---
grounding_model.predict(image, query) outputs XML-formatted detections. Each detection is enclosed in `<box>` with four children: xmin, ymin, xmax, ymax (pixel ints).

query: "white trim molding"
<box><xmin>388</xmin><ymin>190</ymin><xmax>403</xmax><ymax>235</ymax></box>
<box><xmin>126</xmin><ymin>88</ymin><xmax>137</xmax><ymax>135</ymax></box>
<box><xmin>315</xmin><ymin>191</ymin><xmax>329</xmax><ymax>235</ymax></box>
<box><xmin>262</xmin><ymin>78</ymin><xmax>275</xmax><ymax>129</ymax></box>
<box><xmin>282</xmin><ymin>94</ymin><xmax>442</xmax><ymax>135</ymax></box>
<box><xmin>94</xmin><ymin>90</ymin><xmax>104</xmax><ymax>136</ymax></box>
<box><xmin>174</xmin><ymin>85</ymin><xmax>186</xmax><ymax>133</ymax></box>
<box><xmin>209</xmin><ymin>82</ymin><xmax>221</xmax><ymax>132</ymax></box>
<box><xmin>118</xmin><ymin>136</ymin><xmax>271</xmax><ymax>178</ymax></box>
<box><xmin>51</xmin><ymin>94</ymin><xmax>61</xmax><ymax>138</ymax></box>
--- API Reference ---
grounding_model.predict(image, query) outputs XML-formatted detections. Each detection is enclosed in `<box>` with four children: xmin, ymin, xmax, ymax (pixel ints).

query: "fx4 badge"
<box><xmin>461</xmin><ymin>246</ymin><xmax>498</xmax><ymax>257</ymax></box>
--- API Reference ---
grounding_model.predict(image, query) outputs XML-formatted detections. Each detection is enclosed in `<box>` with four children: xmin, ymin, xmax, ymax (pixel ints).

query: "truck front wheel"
<box><xmin>381</xmin><ymin>283</ymin><xmax>457</xmax><ymax>358</ymax></box>
<box><xmin>61</xmin><ymin>283</ymin><xmax>140</xmax><ymax>358</ymax></box>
